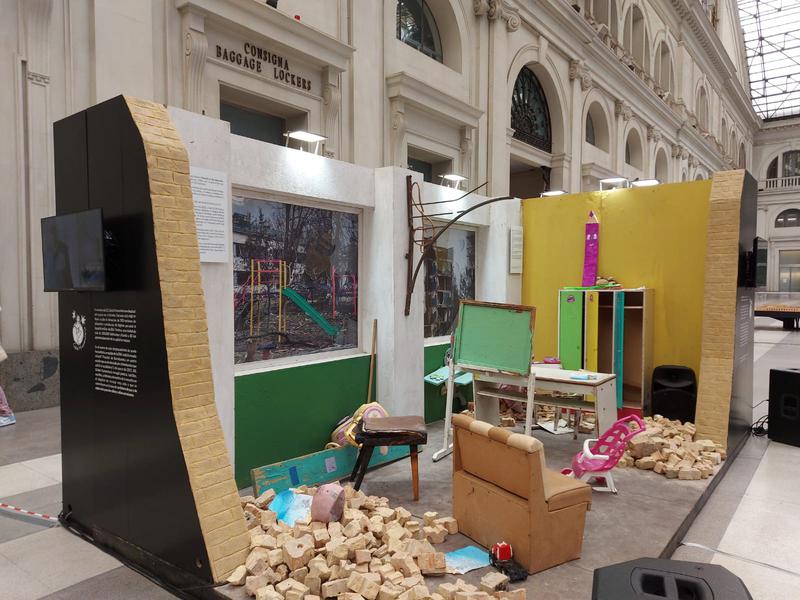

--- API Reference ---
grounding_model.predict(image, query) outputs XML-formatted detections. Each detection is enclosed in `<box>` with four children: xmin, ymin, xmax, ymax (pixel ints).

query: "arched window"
<box><xmin>783</xmin><ymin>150</ymin><xmax>800</xmax><ymax>177</ymax></box>
<box><xmin>584</xmin><ymin>102</ymin><xmax>609</xmax><ymax>150</ymax></box>
<box><xmin>655</xmin><ymin>148</ymin><xmax>669</xmax><ymax>182</ymax></box>
<box><xmin>654</xmin><ymin>41</ymin><xmax>673</xmax><ymax>93</ymax></box>
<box><xmin>511</xmin><ymin>67</ymin><xmax>552</xmax><ymax>152</ymax></box>
<box><xmin>776</xmin><ymin>209</ymin><xmax>800</xmax><ymax>228</ymax></box>
<box><xmin>767</xmin><ymin>157</ymin><xmax>778</xmax><ymax>179</ymax></box>
<box><xmin>720</xmin><ymin>118</ymin><xmax>727</xmax><ymax>152</ymax></box>
<box><xmin>696</xmin><ymin>86</ymin><xmax>709</xmax><ymax>130</ymax></box>
<box><xmin>739</xmin><ymin>143</ymin><xmax>746</xmax><ymax>169</ymax></box>
<box><xmin>624</xmin><ymin>129</ymin><xmax>643</xmax><ymax>169</ymax></box>
<box><xmin>396</xmin><ymin>0</ymin><xmax>443</xmax><ymax>63</ymax></box>
<box><xmin>623</xmin><ymin>5</ymin><xmax>647</xmax><ymax>68</ymax></box>
<box><xmin>594</xmin><ymin>0</ymin><xmax>610</xmax><ymax>27</ymax></box>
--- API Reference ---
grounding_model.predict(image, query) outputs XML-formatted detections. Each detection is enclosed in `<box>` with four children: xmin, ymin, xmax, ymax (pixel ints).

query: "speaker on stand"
<box><xmin>593</xmin><ymin>557</ymin><xmax>753</xmax><ymax>599</ymax></box>
<box><xmin>651</xmin><ymin>366</ymin><xmax>697</xmax><ymax>422</ymax></box>
<box><xmin>768</xmin><ymin>368</ymin><xmax>800</xmax><ymax>447</ymax></box>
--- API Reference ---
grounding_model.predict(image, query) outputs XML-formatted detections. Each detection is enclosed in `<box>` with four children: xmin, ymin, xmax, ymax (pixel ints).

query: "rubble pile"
<box><xmin>619</xmin><ymin>415</ymin><xmax>727</xmax><ymax>480</ymax></box>
<box><xmin>228</xmin><ymin>485</ymin><xmax>526</xmax><ymax>600</ymax></box>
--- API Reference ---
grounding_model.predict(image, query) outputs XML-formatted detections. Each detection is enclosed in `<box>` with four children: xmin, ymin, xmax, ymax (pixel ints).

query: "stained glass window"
<box><xmin>511</xmin><ymin>67</ymin><xmax>552</xmax><ymax>153</ymax></box>
<box><xmin>783</xmin><ymin>151</ymin><xmax>800</xmax><ymax>178</ymax></box>
<box><xmin>396</xmin><ymin>0</ymin><xmax>443</xmax><ymax>63</ymax></box>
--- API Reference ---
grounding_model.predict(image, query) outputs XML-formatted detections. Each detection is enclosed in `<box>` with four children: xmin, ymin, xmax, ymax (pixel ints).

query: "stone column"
<box><xmin>23</xmin><ymin>0</ymin><xmax>56</xmax><ymax>351</ymax></box>
<box><xmin>362</xmin><ymin>168</ymin><xmax>424</xmax><ymax>417</ymax></box>
<box><xmin>322</xmin><ymin>67</ymin><xmax>342</xmax><ymax>159</ymax></box>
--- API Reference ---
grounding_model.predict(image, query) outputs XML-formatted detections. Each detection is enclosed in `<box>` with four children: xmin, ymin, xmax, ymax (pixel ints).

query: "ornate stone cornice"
<box><xmin>614</xmin><ymin>99</ymin><xmax>632</xmax><ymax>121</ymax></box>
<box><xmin>182</xmin><ymin>12</ymin><xmax>207</xmax><ymax>114</ymax></box>
<box><xmin>474</xmin><ymin>0</ymin><xmax>520</xmax><ymax>32</ymax></box>
<box><xmin>389</xmin><ymin>97</ymin><xmax>406</xmax><ymax>166</ymax></box>
<box><xmin>569</xmin><ymin>59</ymin><xmax>593</xmax><ymax>91</ymax></box>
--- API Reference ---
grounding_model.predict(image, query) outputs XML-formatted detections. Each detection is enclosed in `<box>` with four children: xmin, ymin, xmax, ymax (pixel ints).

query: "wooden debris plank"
<box><xmin>252</xmin><ymin>445</ymin><xmax>412</xmax><ymax>496</ymax></box>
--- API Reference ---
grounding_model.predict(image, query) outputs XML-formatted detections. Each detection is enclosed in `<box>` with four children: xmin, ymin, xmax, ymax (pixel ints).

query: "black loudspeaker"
<box><xmin>652</xmin><ymin>366</ymin><xmax>697</xmax><ymax>423</ymax></box>
<box><xmin>593</xmin><ymin>558</ymin><xmax>753</xmax><ymax>599</ymax></box>
<box><xmin>768</xmin><ymin>368</ymin><xmax>800</xmax><ymax>447</ymax></box>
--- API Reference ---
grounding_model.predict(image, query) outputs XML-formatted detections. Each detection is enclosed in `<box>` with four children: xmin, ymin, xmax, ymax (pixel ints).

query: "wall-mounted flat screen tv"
<box><xmin>41</xmin><ymin>208</ymin><xmax>106</xmax><ymax>292</ymax></box>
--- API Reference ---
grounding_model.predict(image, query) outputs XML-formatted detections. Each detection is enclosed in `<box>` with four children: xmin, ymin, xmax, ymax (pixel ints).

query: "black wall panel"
<box><xmin>54</xmin><ymin>96</ymin><xmax>213</xmax><ymax>582</ymax></box>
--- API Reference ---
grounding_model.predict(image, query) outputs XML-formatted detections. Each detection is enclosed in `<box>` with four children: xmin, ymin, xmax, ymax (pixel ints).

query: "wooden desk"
<box><xmin>474</xmin><ymin>366</ymin><xmax>617</xmax><ymax>437</ymax></box>
<box><xmin>434</xmin><ymin>364</ymin><xmax>617</xmax><ymax>462</ymax></box>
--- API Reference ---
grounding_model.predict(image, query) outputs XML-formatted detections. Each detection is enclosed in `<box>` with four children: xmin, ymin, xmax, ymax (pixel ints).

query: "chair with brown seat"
<box><xmin>452</xmin><ymin>414</ymin><xmax>592</xmax><ymax>574</ymax></box>
<box><xmin>351</xmin><ymin>416</ymin><xmax>427</xmax><ymax>500</ymax></box>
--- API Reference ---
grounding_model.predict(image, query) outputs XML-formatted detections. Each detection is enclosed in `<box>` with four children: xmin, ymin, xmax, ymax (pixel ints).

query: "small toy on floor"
<box><xmin>489</xmin><ymin>542</ymin><xmax>528</xmax><ymax>582</ymax></box>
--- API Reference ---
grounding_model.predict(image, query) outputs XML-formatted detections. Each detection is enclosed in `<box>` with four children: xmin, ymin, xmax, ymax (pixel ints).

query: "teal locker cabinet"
<box><xmin>557</xmin><ymin>288</ymin><xmax>654</xmax><ymax>413</ymax></box>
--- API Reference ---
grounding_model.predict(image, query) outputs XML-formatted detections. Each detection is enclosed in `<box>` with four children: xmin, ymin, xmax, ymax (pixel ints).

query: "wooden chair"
<box><xmin>350</xmin><ymin>416</ymin><xmax>427</xmax><ymax>500</ymax></box>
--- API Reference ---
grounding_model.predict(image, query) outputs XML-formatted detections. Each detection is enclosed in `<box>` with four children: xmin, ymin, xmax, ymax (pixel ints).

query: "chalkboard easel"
<box><xmin>433</xmin><ymin>301</ymin><xmax>536</xmax><ymax>461</ymax></box>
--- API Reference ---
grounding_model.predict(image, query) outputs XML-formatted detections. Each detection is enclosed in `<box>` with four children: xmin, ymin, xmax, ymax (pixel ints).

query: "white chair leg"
<box><xmin>605</xmin><ymin>471</ymin><xmax>617</xmax><ymax>494</ymax></box>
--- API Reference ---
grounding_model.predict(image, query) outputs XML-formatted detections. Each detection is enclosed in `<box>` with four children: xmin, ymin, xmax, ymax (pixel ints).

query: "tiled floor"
<box><xmin>0</xmin><ymin>317</ymin><xmax>798</xmax><ymax>598</ymax></box>
<box><xmin>672</xmin><ymin>318</ymin><xmax>800</xmax><ymax>598</ymax></box>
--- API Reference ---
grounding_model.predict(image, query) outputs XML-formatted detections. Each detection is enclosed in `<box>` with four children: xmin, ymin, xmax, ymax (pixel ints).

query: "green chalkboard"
<box><xmin>453</xmin><ymin>301</ymin><xmax>535</xmax><ymax>376</ymax></box>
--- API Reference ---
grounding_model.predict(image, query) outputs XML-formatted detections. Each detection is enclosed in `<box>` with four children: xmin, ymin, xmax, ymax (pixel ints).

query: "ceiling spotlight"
<box><xmin>599</xmin><ymin>177</ymin><xmax>630</xmax><ymax>190</ymax></box>
<box><xmin>441</xmin><ymin>173</ymin><xmax>467</xmax><ymax>182</ymax></box>
<box><xmin>439</xmin><ymin>174</ymin><xmax>467</xmax><ymax>189</ymax></box>
<box><xmin>540</xmin><ymin>190</ymin><xmax>566</xmax><ymax>197</ymax></box>
<box><xmin>285</xmin><ymin>131</ymin><xmax>327</xmax><ymax>143</ymax></box>
<box><xmin>631</xmin><ymin>179</ymin><xmax>660</xmax><ymax>187</ymax></box>
<box><xmin>284</xmin><ymin>130</ymin><xmax>326</xmax><ymax>155</ymax></box>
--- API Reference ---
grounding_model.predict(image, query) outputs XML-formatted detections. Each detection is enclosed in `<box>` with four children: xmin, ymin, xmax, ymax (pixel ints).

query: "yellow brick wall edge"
<box><xmin>694</xmin><ymin>170</ymin><xmax>746</xmax><ymax>450</ymax></box>
<box><xmin>123</xmin><ymin>96</ymin><xmax>250</xmax><ymax>581</ymax></box>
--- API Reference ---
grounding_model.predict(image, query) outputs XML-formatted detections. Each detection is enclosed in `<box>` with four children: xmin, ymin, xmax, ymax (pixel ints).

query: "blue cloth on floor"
<box><xmin>270</xmin><ymin>489</ymin><xmax>313</xmax><ymax>526</ymax></box>
<box><xmin>445</xmin><ymin>545</ymin><xmax>492</xmax><ymax>574</ymax></box>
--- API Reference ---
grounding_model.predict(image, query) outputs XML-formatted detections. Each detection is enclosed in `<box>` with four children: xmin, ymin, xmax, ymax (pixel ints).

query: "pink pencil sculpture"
<box><xmin>582</xmin><ymin>211</ymin><xmax>600</xmax><ymax>287</ymax></box>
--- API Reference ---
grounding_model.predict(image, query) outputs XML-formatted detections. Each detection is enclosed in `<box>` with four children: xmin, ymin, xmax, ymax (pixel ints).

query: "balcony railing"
<box><xmin>760</xmin><ymin>176</ymin><xmax>800</xmax><ymax>191</ymax></box>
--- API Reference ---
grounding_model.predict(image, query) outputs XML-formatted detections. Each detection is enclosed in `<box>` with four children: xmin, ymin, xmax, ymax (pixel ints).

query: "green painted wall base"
<box><xmin>234</xmin><ymin>344</ymin><xmax>472</xmax><ymax>490</ymax></box>
<box><xmin>235</xmin><ymin>355</ymin><xmax>373</xmax><ymax>488</ymax></box>
<box><xmin>424</xmin><ymin>343</ymin><xmax>471</xmax><ymax>423</ymax></box>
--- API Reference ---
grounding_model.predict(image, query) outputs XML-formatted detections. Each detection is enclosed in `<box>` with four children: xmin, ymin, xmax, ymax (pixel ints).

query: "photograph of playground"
<box><xmin>423</xmin><ymin>228</ymin><xmax>475</xmax><ymax>338</ymax></box>
<box><xmin>233</xmin><ymin>196</ymin><xmax>359</xmax><ymax>364</ymax></box>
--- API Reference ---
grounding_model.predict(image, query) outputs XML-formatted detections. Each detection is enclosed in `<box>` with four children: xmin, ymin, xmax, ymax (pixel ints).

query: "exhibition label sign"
<box><xmin>189</xmin><ymin>167</ymin><xmax>228</xmax><ymax>263</ymax></box>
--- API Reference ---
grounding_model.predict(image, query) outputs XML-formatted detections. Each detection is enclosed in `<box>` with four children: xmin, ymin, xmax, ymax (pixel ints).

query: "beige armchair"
<box><xmin>452</xmin><ymin>414</ymin><xmax>592</xmax><ymax>573</ymax></box>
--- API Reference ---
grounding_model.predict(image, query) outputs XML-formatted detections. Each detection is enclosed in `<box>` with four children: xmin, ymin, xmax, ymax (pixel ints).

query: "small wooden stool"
<box><xmin>350</xmin><ymin>416</ymin><xmax>427</xmax><ymax>500</ymax></box>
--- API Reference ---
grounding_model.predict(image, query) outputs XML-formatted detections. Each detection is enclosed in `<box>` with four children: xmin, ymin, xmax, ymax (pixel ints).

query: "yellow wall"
<box><xmin>522</xmin><ymin>181</ymin><xmax>712</xmax><ymax>376</ymax></box>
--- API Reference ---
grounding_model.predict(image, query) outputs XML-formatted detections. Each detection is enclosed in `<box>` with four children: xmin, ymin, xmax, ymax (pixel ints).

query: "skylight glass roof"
<box><xmin>739</xmin><ymin>0</ymin><xmax>800</xmax><ymax>120</ymax></box>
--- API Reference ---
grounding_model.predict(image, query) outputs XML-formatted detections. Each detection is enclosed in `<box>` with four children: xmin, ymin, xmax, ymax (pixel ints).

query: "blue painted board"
<box><xmin>424</xmin><ymin>366</ymin><xmax>473</xmax><ymax>386</ymax></box>
<box><xmin>251</xmin><ymin>444</ymin><xmax>410</xmax><ymax>496</ymax></box>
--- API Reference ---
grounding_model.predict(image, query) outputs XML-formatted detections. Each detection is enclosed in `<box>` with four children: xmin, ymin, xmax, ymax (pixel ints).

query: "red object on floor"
<box><xmin>491</xmin><ymin>542</ymin><xmax>513</xmax><ymax>562</ymax></box>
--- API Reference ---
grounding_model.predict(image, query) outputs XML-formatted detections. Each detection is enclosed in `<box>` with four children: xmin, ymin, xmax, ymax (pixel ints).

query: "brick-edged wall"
<box><xmin>124</xmin><ymin>96</ymin><xmax>249</xmax><ymax>581</ymax></box>
<box><xmin>694</xmin><ymin>170</ymin><xmax>746</xmax><ymax>449</ymax></box>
